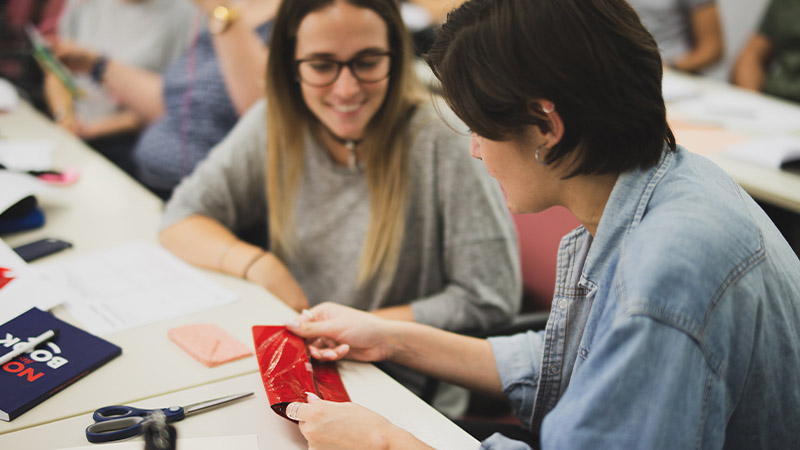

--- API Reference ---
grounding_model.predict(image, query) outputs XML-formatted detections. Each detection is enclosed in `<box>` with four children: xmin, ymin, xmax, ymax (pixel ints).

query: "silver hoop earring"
<box><xmin>535</xmin><ymin>144</ymin><xmax>549</xmax><ymax>165</ymax></box>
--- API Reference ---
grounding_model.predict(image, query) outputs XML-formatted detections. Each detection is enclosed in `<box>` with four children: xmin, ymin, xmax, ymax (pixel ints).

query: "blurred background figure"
<box><xmin>46</xmin><ymin>0</ymin><xmax>196</xmax><ymax>176</ymax></box>
<box><xmin>732</xmin><ymin>0</ymin><xmax>800</xmax><ymax>104</ymax></box>
<box><xmin>0</xmin><ymin>0</ymin><xmax>64</xmax><ymax>112</ymax></box>
<box><xmin>628</xmin><ymin>0</ymin><xmax>723</xmax><ymax>73</ymax></box>
<box><xmin>54</xmin><ymin>0</ymin><xmax>280</xmax><ymax>199</ymax></box>
<box><xmin>401</xmin><ymin>0</ymin><xmax>465</xmax><ymax>56</ymax></box>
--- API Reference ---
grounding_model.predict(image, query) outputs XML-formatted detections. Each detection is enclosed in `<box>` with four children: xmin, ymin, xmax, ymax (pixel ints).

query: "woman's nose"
<box><xmin>330</xmin><ymin>66</ymin><xmax>361</xmax><ymax>97</ymax></box>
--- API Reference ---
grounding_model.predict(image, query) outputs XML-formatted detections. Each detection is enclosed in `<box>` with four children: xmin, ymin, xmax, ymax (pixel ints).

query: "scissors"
<box><xmin>85</xmin><ymin>391</ymin><xmax>253</xmax><ymax>443</ymax></box>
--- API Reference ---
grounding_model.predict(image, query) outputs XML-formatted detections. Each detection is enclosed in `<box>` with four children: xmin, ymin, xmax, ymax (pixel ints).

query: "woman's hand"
<box><xmin>52</xmin><ymin>39</ymin><xmax>100</xmax><ymax>73</ymax></box>
<box><xmin>73</xmin><ymin>118</ymin><xmax>114</xmax><ymax>140</ymax></box>
<box><xmin>54</xmin><ymin>106</ymin><xmax>80</xmax><ymax>134</ymax></box>
<box><xmin>246</xmin><ymin>253</ymin><xmax>311</xmax><ymax>312</ymax></box>
<box><xmin>285</xmin><ymin>303</ymin><xmax>396</xmax><ymax>363</ymax></box>
<box><xmin>289</xmin><ymin>393</ymin><xmax>430</xmax><ymax>450</ymax></box>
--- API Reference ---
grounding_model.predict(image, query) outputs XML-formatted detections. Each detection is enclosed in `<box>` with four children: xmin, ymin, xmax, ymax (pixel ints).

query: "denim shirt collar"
<box><xmin>580</xmin><ymin>146</ymin><xmax>675</xmax><ymax>290</ymax></box>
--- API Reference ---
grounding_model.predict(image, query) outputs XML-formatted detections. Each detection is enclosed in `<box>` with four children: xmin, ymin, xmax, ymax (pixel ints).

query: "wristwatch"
<box><xmin>90</xmin><ymin>55</ymin><xmax>109</xmax><ymax>84</ymax></box>
<box><xmin>208</xmin><ymin>5</ymin><xmax>239</xmax><ymax>35</ymax></box>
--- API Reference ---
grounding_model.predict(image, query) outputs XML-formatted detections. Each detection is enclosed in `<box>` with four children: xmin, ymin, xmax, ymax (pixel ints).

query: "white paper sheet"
<box><xmin>671</xmin><ymin>89</ymin><xmax>800</xmax><ymax>133</ymax></box>
<box><xmin>34</xmin><ymin>242</ymin><xmax>238</xmax><ymax>335</ymax></box>
<box><xmin>58</xmin><ymin>434</ymin><xmax>259</xmax><ymax>450</ymax></box>
<box><xmin>0</xmin><ymin>238</ymin><xmax>65</xmax><ymax>324</ymax></box>
<box><xmin>0</xmin><ymin>138</ymin><xmax>55</xmax><ymax>171</ymax></box>
<box><xmin>0</xmin><ymin>171</ymin><xmax>44</xmax><ymax>215</ymax></box>
<box><xmin>723</xmin><ymin>135</ymin><xmax>800</xmax><ymax>168</ymax></box>
<box><xmin>662</xmin><ymin>71</ymin><xmax>701</xmax><ymax>102</ymax></box>
<box><xmin>0</xmin><ymin>77</ymin><xmax>19</xmax><ymax>112</ymax></box>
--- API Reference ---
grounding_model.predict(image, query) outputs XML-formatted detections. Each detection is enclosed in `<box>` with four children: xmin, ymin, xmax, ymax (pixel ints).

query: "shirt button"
<box><xmin>549</xmin><ymin>365</ymin><xmax>560</xmax><ymax>375</ymax></box>
<box><xmin>558</xmin><ymin>299</ymin><xmax>568</xmax><ymax>309</ymax></box>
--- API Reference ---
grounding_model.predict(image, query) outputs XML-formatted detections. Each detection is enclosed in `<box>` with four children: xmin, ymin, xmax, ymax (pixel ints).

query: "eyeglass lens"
<box><xmin>297</xmin><ymin>53</ymin><xmax>391</xmax><ymax>87</ymax></box>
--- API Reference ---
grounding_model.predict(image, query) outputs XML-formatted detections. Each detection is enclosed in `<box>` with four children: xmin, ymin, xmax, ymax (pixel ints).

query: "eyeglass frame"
<box><xmin>294</xmin><ymin>51</ymin><xmax>393</xmax><ymax>87</ymax></box>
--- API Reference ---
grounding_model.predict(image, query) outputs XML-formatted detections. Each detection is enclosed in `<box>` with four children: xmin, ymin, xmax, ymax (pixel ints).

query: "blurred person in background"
<box><xmin>733</xmin><ymin>0</ymin><xmax>800</xmax><ymax>104</ymax></box>
<box><xmin>46</xmin><ymin>0</ymin><xmax>196</xmax><ymax>176</ymax></box>
<box><xmin>54</xmin><ymin>0</ymin><xmax>279</xmax><ymax>197</ymax></box>
<box><xmin>628</xmin><ymin>0</ymin><xmax>723</xmax><ymax>73</ymax></box>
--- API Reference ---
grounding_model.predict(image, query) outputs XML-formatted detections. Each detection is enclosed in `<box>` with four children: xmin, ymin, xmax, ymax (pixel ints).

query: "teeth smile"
<box><xmin>333</xmin><ymin>104</ymin><xmax>360</xmax><ymax>113</ymax></box>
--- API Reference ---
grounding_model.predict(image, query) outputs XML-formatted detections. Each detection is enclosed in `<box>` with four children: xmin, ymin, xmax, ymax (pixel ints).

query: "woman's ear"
<box><xmin>527</xmin><ymin>99</ymin><xmax>564</xmax><ymax>147</ymax></box>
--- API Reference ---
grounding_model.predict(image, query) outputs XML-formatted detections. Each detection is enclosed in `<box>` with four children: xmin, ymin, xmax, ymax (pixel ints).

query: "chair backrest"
<box><xmin>3</xmin><ymin>0</ymin><xmax>65</xmax><ymax>33</ymax></box>
<box><xmin>513</xmin><ymin>207</ymin><xmax>580</xmax><ymax>311</ymax></box>
<box><xmin>4</xmin><ymin>0</ymin><xmax>36</xmax><ymax>30</ymax></box>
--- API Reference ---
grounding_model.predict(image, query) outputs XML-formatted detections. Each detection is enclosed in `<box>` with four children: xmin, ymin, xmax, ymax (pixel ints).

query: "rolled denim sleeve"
<box><xmin>482</xmin><ymin>433</ymin><xmax>534</xmax><ymax>450</ymax></box>
<box><xmin>488</xmin><ymin>331</ymin><xmax>545</xmax><ymax>426</ymax></box>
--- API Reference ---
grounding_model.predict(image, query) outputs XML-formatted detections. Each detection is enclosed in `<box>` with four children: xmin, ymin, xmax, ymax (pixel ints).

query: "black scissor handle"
<box><xmin>93</xmin><ymin>405</ymin><xmax>184</xmax><ymax>422</ymax></box>
<box><xmin>86</xmin><ymin>416</ymin><xmax>146</xmax><ymax>443</ymax></box>
<box><xmin>87</xmin><ymin>405</ymin><xmax>185</xmax><ymax>443</ymax></box>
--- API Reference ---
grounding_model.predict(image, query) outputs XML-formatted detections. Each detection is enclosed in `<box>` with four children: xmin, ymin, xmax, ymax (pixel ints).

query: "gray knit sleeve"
<box><xmin>410</xmin><ymin>114</ymin><xmax>522</xmax><ymax>332</ymax></box>
<box><xmin>161</xmin><ymin>99</ymin><xmax>268</xmax><ymax>233</ymax></box>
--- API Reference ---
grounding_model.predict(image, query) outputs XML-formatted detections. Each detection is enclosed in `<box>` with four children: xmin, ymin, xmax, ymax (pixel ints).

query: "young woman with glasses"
<box><xmin>159</xmin><ymin>0</ymin><xmax>521</xmax><ymax>418</ymax></box>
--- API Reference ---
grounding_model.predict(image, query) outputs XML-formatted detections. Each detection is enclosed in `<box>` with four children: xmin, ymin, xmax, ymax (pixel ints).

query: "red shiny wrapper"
<box><xmin>252</xmin><ymin>325</ymin><xmax>350</xmax><ymax>422</ymax></box>
<box><xmin>0</xmin><ymin>267</ymin><xmax>14</xmax><ymax>290</ymax></box>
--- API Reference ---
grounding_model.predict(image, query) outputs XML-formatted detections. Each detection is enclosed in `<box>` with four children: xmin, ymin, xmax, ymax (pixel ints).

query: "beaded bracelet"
<box><xmin>241</xmin><ymin>251</ymin><xmax>266</xmax><ymax>279</ymax></box>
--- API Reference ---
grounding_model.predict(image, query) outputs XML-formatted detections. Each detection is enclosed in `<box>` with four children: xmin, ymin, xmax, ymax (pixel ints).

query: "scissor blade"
<box><xmin>184</xmin><ymin>392</ymin><xmax>254</xmax><ymax>416</ymax></box>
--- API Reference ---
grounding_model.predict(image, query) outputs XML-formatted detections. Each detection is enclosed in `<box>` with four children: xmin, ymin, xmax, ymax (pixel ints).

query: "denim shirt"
<box><xmin>484</xmin><ymin>146</ymin><xmax>800</xmax><ymax>449</ymax></box>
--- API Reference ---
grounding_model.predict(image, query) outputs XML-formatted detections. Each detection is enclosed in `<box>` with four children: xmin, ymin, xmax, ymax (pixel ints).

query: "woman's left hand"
<box><xmin>290</xmin><ymin>393</ymin><xmax>430</xmax><ymax>449</ymax></box>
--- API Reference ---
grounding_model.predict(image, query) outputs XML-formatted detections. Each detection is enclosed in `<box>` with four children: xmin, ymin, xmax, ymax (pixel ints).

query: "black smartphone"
<box><xmin>12</xmin><ymin>238</ymin><xmax>73</xmax><ymax>262</ymax></box>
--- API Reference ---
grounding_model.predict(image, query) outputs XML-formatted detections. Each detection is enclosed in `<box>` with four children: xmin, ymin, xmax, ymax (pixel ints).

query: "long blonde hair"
<box><xmin>265</xmin><ymin>0</ymin><xmax>426</xmax><ymax>284</ymax></box>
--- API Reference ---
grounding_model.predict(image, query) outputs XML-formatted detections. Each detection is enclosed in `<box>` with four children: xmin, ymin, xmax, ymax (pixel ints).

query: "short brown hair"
<box><xmin>425</xmin><ymin>0</ymin><xmax>676</xmax><ymax>176</ymax></box>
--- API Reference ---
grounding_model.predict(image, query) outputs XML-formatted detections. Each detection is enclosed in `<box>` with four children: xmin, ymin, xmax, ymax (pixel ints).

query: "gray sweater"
<box><xmin>162</xmin><ymin>99</ymin><xmax>522</xmax><ymax>413</ymax></box>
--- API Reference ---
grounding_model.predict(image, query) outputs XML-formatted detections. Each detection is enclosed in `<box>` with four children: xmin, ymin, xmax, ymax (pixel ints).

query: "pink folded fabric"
<box><xmin>168</xmin><ymin>323</ymin><xmax>253</xmax><ymax>367</ymax></box>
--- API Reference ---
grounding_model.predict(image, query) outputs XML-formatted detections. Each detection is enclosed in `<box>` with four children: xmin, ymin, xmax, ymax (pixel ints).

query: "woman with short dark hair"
<box><xmin>282</xmin><ymin>0</ymin><xmax>800</xmax><ymax>448</ymax></box>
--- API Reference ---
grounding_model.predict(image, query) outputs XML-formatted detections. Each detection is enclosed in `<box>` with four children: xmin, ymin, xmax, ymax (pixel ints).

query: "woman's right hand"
<box><xmin>52</xmin><ymin>39</ymin><xmax>100</xmax><ymax>73</ymax></box>
<box><xmin>53</xmin><ymin>106</ymin><xmax>80</xmax><ymax>134</ymax></box>
<box><xmin>246</xmin><ymin>252</ymin><xmax>311</xmax><ymax>312</ymax></box>
<box><xmin>284</xmin><ymin>303</ymin><xmax>396</xmax><ymax>363</ymax></box>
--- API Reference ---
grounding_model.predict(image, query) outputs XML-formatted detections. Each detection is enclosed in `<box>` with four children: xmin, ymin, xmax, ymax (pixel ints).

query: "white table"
<box><xmin>665</xmin><ymin>70</ymin><xmax>800</xmax><ymax>214</ymax></box>
<box><xmin>0</xmin><ymin>367</ymin><xmax>479</xmax><ymax>449</ymax></box>
<box><xmin>1</xmin><ymin>101</ymin><xmax>163</xmax><ymax>252</ymax></box>
<box><xmin>0</xmin><ymin>102</ymin><xmax>479</xmax><ymax>448</ymax></box>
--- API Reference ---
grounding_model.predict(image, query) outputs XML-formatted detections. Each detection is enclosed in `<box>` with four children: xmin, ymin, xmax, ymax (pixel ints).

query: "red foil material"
<box><xmin>252</xmin><ymin>326</ymin><xmax>350</xmax><ymax>422</ymax></box>
<box><xmin>0</xmin><ymin>267</ymin><xmax>14</xmax><ymax>290</ymax></box>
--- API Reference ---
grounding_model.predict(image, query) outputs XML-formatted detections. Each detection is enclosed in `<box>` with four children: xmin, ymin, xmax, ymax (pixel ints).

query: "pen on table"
<box><xmin>0</xmin><ymin>163</ymin><xmax>63</xmax><ymax>177</ymax></box>
<box><xmin>0</xmin><ymin>329</ymin><xmax>59</xmax><ymax>366</ymax></box>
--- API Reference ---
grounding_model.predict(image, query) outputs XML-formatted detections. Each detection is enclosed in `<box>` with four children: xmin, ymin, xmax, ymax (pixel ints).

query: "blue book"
<box><xmin>0</xmin><ymin>308</ymin><xmax>122</xmax><ymax>421</ymax></box>
<box><xmin>0</xmin><ymin>195</ymin><xmax>45</xmax><ymax>234</ymax></box>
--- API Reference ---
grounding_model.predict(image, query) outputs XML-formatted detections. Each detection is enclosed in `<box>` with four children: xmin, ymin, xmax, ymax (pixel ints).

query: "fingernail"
<box><xmin>281</xmin><ymin>319</ymin><xmax>299</xmax><ymax>328</ymax></box>
<box><xmin>322</xmin><ymin>349</ymin><xmax>337</xmax><ymax>359</ymax></box>
<box><xmin>301</xmin><ymin>309</ymin><xmax>314</xmax><ymax>320</ymax></box>
<box><xmin>306</xmin><ymin>391</ymin><xmax>321</xmax><ymax>400</ymax></box>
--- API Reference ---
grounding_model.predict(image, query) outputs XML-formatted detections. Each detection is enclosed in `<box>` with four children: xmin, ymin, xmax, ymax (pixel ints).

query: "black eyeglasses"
<box><xmin>295</xmin><ymin>52</ymin><xmax>392</xmax><ymax>87</ymax></box>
